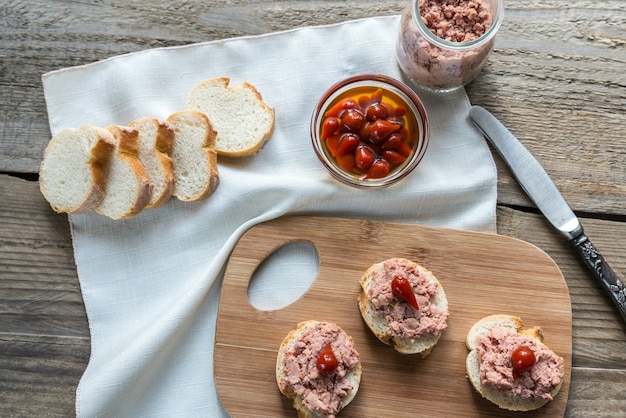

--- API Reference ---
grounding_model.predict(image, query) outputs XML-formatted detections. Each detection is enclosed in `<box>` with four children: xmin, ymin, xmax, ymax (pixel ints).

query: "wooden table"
<box><xmin>1</xmin><ymin>1</ymin><xmax>624</xmax><ymax>416</ymax></box>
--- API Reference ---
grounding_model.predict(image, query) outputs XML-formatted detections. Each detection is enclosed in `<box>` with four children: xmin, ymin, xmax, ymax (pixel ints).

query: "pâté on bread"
<box><xmin>465</xmin><ymin>314</ymin><xmax>565</xmax><ymax>411</ymax></box>
<box><xmin>276</xmin><ymin>320</ymin><xmax>361</xmax><ymax>418</ymax></box>
<box><xmin>358</xmin><ymin>257</ymin><xmax>449</xmax><ymax>357</ymax></box>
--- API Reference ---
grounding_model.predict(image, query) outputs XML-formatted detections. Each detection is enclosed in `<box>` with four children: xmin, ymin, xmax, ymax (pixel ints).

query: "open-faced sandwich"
<box><xmin>358</xmin><ymin>258</ymin><xmax>449</xmax><ymax>357</ymax></box>
<box><xmin>465</xmin><ymin>314</ymin><xmax>565</xmax><ymax>411</ymax></box>
<box><xmin>276</xmin><ymin>320</ymin><xmax>361</xmax><ymax>418</ymax></box>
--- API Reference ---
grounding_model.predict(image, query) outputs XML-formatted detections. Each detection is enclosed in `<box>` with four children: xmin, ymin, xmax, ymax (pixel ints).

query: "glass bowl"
<box><xmin>311</xmin><ymin>74</ymin><xmax>429</xmax><ymax>189</ymax></box>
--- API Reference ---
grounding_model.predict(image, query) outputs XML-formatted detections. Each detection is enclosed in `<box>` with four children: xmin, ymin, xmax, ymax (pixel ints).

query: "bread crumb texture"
<box><xmin>187</xmin><ymin>77</ymin><xmax>275</xmax><ymax>158</ymax></box>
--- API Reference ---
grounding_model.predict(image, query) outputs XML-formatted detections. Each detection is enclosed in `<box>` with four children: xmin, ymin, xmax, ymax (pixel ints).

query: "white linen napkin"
<box><xmin>42</xmin><ymin>16</ymin><xmax>497</xmax><ymax>417</ymax></box>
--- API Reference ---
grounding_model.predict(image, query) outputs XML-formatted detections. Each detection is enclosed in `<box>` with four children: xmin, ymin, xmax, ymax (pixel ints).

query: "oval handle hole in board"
<box><xmin>248</xmin><ymin>240</ymin><xmax>319</xmax><ymax>311</ymax></box>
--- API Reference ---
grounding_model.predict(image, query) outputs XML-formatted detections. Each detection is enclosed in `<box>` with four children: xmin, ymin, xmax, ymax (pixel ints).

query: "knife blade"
<box><xmin>469</xmin><ymin>105</ymin><xmax>626</xmax><ymax>323</ymax></box>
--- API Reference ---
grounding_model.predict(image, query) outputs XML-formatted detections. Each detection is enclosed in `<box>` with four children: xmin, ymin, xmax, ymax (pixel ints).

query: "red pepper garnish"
<box><xmin>391</xmin><ymin>276</ymin><xmax>419</xmax><ymax>310</ymax></box>
<box><xmin>511</xmin><ymin>345</ymin><xmax>536</xmax><ymax>379</ymax></box>
<box><xmin>316</xmin><ymin>344</ymin><xmax>338</xmax><ymax>375</ymax></box>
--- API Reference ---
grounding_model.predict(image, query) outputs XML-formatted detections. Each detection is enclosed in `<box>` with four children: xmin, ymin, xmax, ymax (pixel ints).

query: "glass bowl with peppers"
<box><xmin>311</xmin><ymin>74</ymin><xmax>429</xmax><ymax>188</ymax></box>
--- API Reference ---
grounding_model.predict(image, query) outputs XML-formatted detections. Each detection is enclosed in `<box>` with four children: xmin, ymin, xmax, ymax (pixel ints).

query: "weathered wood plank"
<box><xmin>0</xmin><ymin>173</ymin><xmax>90</xmax><ymax>416</ymax></box>
<box><xmin>0</xmin><ymin>174</ymin><xmax>89</xmax><ymax>338</ymax></box>
<box><xmin>0</xmin><ymin>334</ymin><xmax>89</xmax><ymax>418</ymax></box>
<box><xmin>566</xmin><ymin>368</ymin><xmax>626</xmax><ymax>417</ymax></box>
<box><xmin>468</xmin><ymin>1</ymin><xmax>626</xmax><ymax>215</ymax></box>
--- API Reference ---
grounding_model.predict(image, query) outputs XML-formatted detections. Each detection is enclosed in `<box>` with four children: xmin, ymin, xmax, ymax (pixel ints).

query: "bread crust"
<box><xmin>96</xmin><ymin>125</ymin><xmax>152</xmax><ymax>219</ymax></box>
<box><xmin>465</xmin><ymin>314</ymin><xmax>564</xmax><ymax>411</ymax></box>
<box><xmin>39</xmin><ymin>126</ymin><xmax>116</xmax><ymax>214</ymax></box>
<box><xmin>187</xmin><ymin>77</ymin><xmax>275</xmax><ymax>158</ymax></box>
<box><xmin>276</xmin><ymin>320</ymin><xmax>361</xmax><ymax>418</ymax></box>
<box><xmin>358</xmin><ymin>258</ymin><xmax>448</xmax><ymax>356</ymax></box>
<box><xmin>167</xmin><ymin>110</ymin><xmax>220</xmax><ymax>201</ymax></box>
<box><xmin>129</xmin><ymin>117</ymin><xmax>175</xmax><ymax>209</ymax></box>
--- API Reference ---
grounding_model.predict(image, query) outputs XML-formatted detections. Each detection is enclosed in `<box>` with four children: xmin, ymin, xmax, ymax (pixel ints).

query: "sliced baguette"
<box><xmin>167</xmin><ymin>110</ymin><xmax>220</xmax><ymax>201</ymax></box>
<box><xmin>358</xmin><ymin>258</ymin><xmax>448</xmax><ymax>356</ymax></box>
<box><xmin>128</xmin><ymin>117</ymin><xmax>175</xmax><ymax>209</ymax></box>
<box><xmin>465</xmin><ymin>315</ymin><xmax>564</xmax><ymax>411</ymax></box>
<box><xmin>186</xmin><ymin>77</ymin><xmax>275</xmax><ymax>157</ymax></box>
<box><xmin>95</xmin><ymin>125</ymin><xmax>152</xmax><ymax>219</ymax></box>
<box><xmin>276</xmin><ymin>320</ymin><xmax>361</xmax><ymax>418</ymax></box>
<box><xmin>39</xmin><ymin>125</ymin><xmax>116</xmax><ymax>214</ymax></box>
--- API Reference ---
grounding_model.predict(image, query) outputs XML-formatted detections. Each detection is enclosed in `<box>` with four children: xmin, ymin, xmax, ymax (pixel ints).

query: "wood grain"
<box><xmin>0</xmin><ymin>174</ymin><xmax>90</xmax><ymax>415</ymax></box>
<box><xmin>215</xmin><ymin>216</ymin><xmax>572</xmax><ymax>417</ymax></box>
<box><xmin>468</xmin><ymin>0</ymin><xmax>626</xmax><ymax>216</ymax></box>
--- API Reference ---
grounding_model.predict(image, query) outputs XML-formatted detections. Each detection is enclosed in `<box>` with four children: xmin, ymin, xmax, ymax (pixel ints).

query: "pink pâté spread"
<box><xmin>367</xmin><ymin>259</ymin><xmax>448</xmax><ymax>341</ymax></box>
<box><xmin>281</xmin><ymin>322</ymin><xmax>360</xmax><ymax>417</ymax></box>
<box><xmin>420</xmin><ymin>0</ymin><xmax>492</xmax><ymax>42</ymax></box>
<box><xmin>476</xmin><ymin>326</ymin><xmax>564</xmax><ymax>400</ymax></box>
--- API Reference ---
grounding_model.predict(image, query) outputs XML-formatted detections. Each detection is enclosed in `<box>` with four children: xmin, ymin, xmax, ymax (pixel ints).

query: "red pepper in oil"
<box><xmin>318</xmin><ymin>86</ymin><xmax>417</xmax><ymax>180</ymax></box>
<box><xmin>391</xmin><ymin>276</ymin><xmax>419</xmax><ymax>311</ymax></box>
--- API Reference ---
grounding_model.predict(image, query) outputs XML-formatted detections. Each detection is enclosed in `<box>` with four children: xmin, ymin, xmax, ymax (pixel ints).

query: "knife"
<box><xmin>469</xmin><ymin>105</ymin><xmax>626</xmax><ymax>323</ymax></box>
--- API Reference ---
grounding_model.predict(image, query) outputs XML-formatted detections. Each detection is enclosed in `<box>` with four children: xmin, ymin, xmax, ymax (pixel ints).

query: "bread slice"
<box><xmin>465</xmin><ymin>315</ymin><xmax>565</xmax><ymax>411</ymax></box>
<box><xmin>94</xmin><ymin>125</ymin><xmax>152</xmax><ymax>219</ymax></box>
<box><xmin>276</xmin><ymin>320</ymin><xmax>362</xmax><ymax>418</ymax></box>
<box><xmin>128</xmin><ymin>117</ymin><xmax>175</xmax><ymax>209</ymax></box>
<box><xmin>358</xmin><ymin>258</ymin><xmax>448</xmax><ymax>356</ymax></box>
<box><xmin>166</xmin><ymin>110</ymin><xmax>220</xmax><ymax>201</ymax></box>
<box><xmin>186</xmin><ymin>77</ymin><xmax>275</xmax><ymax>157</ymax></box>
<box><xmin>39</xmin><ymin>125</ymin><xmax>116</xmax><ymax>214</ymax></box>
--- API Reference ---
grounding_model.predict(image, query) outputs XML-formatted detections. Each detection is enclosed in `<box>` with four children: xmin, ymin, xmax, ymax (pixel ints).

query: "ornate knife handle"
<box><xmin>571</xmin><ymin>234</ymin><xmax>626</xmax><ymax>323</ymax></box>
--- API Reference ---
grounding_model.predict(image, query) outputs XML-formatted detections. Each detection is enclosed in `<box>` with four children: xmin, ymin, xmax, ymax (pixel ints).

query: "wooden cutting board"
<box><xmin>214</xmin><ymin>216</ymin><xmax>572</xmax><ymax>417</ymax></box>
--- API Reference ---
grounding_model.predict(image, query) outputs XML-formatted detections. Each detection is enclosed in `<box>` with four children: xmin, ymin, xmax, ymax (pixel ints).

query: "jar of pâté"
<box><xmin>397</xmin><ymin>0</ymin><xmax>505</xmax><ymax>92</ymax></box>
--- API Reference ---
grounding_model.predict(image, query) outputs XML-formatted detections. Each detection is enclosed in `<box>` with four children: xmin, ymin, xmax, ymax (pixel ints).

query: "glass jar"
<box><xmin>396</xmin><ymin>0</ymin><xmax>504</xmax><ymax>92</ymax></box>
